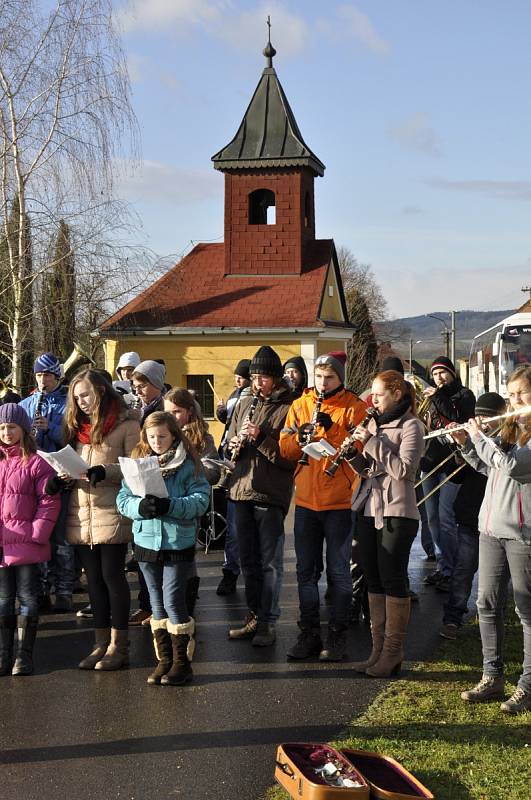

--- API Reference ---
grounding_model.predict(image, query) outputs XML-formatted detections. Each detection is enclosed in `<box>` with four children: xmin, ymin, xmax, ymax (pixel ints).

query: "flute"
<box><xmin>423</xmin><ymin>404</ymin><xmax>531</xmax><ymax>440</ymax></box>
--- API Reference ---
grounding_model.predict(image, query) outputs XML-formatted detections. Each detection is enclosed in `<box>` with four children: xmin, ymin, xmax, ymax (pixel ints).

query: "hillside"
<box><xmin>376</xmin><ymin>309</ymin><xmax>516</xmax><ymax>363</ymax></box>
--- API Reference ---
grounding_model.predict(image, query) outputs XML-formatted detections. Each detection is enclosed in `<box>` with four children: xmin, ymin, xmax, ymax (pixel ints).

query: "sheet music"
<box><xmin>37</xmin><ymin>445</ymin><xmax>90</xmax><ymax>479</ymax></box>
<box><xmin>118</xmin><ymin>456</ymin><xmax>168</xmax><ymax>498</ymax></box>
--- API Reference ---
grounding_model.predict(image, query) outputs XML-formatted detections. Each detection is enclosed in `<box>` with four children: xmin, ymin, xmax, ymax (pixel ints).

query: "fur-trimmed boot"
<box><xmin>94</xmin><ymin>628</ymin><xmax>129</xmax><ymax>671</ymax></box>
<box><xmin>78</xmin><ymin>628</ymin><xmax>111</xmax><ymax>670</ymax></box>
<box><xmin>161</xmin><ymin>618</ymin><xmax>194</xmax><ymax>686</ymax></box>
<box><xmin>0</xmin><ymin>615</ymin><xmax>17</xmax><ymax>676</ymax></box>
<box><xmin>351</xmin><ymin>593</ymin><xmax>386</xmax><ymax>673</ymax></box>
<box><xmin>12</xmin><ymin>615</ymin><xmax>39</xmax><ymax>676</ymax></box>
<box><xmin>147</xmin><ymin>618</ymin><xmax>173</xmax><ymax>685</ymax></box>
<box><xmin>366</xmin><ymin>595</ymin><xmax>410</xmax><ymax>678</ymax></box>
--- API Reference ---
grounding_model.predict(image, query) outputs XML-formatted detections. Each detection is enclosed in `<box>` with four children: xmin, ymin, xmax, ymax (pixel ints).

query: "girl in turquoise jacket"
<box><xmin>117</xmin><ymin>411</ymin><xmax>209</xmax><ymax>686</ymax></box>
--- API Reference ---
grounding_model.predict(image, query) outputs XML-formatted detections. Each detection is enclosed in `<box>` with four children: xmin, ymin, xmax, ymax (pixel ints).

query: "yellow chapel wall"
<box><xmin>318</xmin><ymin>264</ymin><xmax>345</xmax><ymax>323</ymax></box>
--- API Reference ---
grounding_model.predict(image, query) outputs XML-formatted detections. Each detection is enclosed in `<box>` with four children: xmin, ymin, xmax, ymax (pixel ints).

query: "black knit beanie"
<box><xmin>475</xmin><ymin>392</ymin><xmax>506</xmax><ymax>418</ymax></box>
<box><xmin>381</xmin><ymin>356</ymin><xmax>404</xmax><ymax>375</ymax></box>
<box><xmin>283</xmin><ymin>356</ymin><xmax>308</xmax><ymax>388</ymax></box>
<box><xmin>234</xmin><ymin>359</ymin><xmax>251</xmax><ymax>380</ymax></box>
<box><xmin>430</xmin><ymin>355</ymin><xmax>456</xmax><ymax>378</ymax></box>
<box><xmin>249</xmin><ymin>346</ymin><xmax>283</xmax><ymax>378</ymax></box>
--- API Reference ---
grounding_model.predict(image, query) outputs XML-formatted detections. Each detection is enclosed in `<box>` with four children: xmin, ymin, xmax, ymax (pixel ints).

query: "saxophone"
<box><xmin>298</xmin><ymin>391</ymin><xmax>325</xmax><ymax>466</ymax></box>
<box><xmin>229</xmin><ymin>393</ymin><xmax>260</xmax><ymax>462</ymax></box>
<box><xmin>325</xmin><ymin>407</ymin><xmax>378</xmax><ymax>477</ymax></box>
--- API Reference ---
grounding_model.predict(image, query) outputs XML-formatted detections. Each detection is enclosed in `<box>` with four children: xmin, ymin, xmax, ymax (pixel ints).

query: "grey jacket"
<box><xmin>349</xmin><ymin>412</ymin><xmax>424</xmax><ymax>528</ymax></box>
<box><xmin>460</xmin><ymin>433</ymin><xmax>531</xmax><ymax>544</ymax></box>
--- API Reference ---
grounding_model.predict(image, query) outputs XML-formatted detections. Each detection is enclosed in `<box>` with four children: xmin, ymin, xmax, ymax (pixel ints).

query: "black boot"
<box><xmin>12</xmin><ymin>615</ymin><xmax>38</xmax><ymax>676</ymax></box>
<box><xmin>319</xmin><ymin>625</ymin><xmax>348</xmax><ymax>662</ymax></box>
<box><xmin>185</xmin><ymin>575</ymin><xmax>200</xmax><ymax>616</ymax></box>
<box><xmin>216</xmin><ymin>569</ymin><xmax>238</xmax><ymax>596</ymax></box>
<box><xmin>0</xmin><ymin>615</ymin><xmax>17</xmax><ymax>676</ymax></box>
<box><xmin>350</xmin><ymin>564</ymin><xmax>367</xmax><ymax>624</ymax></box>
<box><xmin>161</xmin><ymin>619</ymin><xmax>194</xmax><ymax>686</ymax></box>
<box><xmin>287</xmin><ymin>625</ymin><xmax>322</xmax><ymax>660</ymax></box>
<box><xmin>147</xmin><ymin>618</ymin><xmax>173</xmax><ymax>685</ymax></box>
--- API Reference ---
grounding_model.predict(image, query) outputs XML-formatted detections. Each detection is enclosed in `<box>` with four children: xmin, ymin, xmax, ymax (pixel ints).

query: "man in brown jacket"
<box><xmin>226</xmin><ymin>346</ymin><xmax>295</xmax><ymax>647</ymax></box>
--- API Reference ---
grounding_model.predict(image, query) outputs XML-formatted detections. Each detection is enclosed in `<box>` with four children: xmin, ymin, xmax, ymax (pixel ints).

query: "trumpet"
<box><xmin>325</xmin><ymin>407</ymin><xmax>378</xmax><ymax>477</ymax></box>
<box><xmin>299</xmin><ymin>391</ymin><xmax>325</xmax><ymax>466</ymax></box>
<box><xmin>423</xmin><ymin>405</ymin><xmax>531</xmax><ymax>440</ymax></box>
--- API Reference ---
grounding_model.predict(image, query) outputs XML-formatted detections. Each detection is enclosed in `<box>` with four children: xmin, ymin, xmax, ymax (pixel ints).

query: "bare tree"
<box><xmin>337</xmin><ymin>245</ymin><xmax>388</xmax><ymax>322</ymax></box>
<box><xmin>0</xmin><ymin>0</ymin><xmax>139</xmax><ymax>390</ymax></box>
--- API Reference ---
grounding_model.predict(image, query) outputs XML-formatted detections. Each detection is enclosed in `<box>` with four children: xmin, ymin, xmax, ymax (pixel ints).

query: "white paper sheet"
<box><xmin>301</xmin><ymin>438</ymin><xmax>337</xmax><ymax>461</ymax></box>
<box><xmin>37</xmin><ymin>445</ymin><xmax>90</xmax><ymax>479</ymax></box>
<box><xmin>118</xmin><ymin>456</ymin><xmax>168</xmax><ymax>498</ymax></box>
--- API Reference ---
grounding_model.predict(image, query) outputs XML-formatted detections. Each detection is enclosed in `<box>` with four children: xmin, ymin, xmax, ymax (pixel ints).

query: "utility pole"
<box><xmin>450</xmin><ymin>311</ymin><xmax>456</xmax><ymax>365</ymax></box>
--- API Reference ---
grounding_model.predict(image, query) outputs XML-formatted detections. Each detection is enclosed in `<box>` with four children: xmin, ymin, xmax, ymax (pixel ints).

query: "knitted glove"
<box><xmin>45</xmin><ymin>475</ymin><xmax>67</xmax><ymax>496</ymax></box>
<box><xmin>316</xmin><ymin>411</ymin><xmax>333</xmax><ymax>431</ymax></box>
<box><xmin>297</xmin><ymin>423</ymin><xmax>314</xmax><ymax>444</ymax></box>
<box><xmin>138</xmin><ymin>495</ymin><xmax>158</xmax><ymax>518</ymax></box>
<box><xmin>87</xmin><ymin>465</ymin><xmax>106</xmax><ymax>487</ymax></box>
<box><xmin>152</xmin><ymin>496</ymin><xmax>171</xmax><ymax>516</ymax></box>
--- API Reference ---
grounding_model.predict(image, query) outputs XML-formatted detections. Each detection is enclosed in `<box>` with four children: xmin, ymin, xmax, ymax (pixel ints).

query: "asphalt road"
<box><xmin>0</xmin><ymin>515</ymin><xmax>454</xmax><ymax>800</ymax></box>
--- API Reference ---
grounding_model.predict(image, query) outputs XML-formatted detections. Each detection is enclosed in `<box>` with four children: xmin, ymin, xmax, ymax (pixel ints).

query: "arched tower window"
<box><xmin>304</xmin><ymin>191</ymin><xmax>312</xmax><ymax>228</ymax></box>
<box><xmin>249</xmin><ymin>189</ymin><xmax>276</xmax><ymax>225</ymax></box>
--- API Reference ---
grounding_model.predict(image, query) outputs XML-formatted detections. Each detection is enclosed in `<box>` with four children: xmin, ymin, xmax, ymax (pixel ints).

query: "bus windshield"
<box><xmin>501</xmin><ymin>325</ymin><xmax>531</xmax><ymax>380</ymax></box>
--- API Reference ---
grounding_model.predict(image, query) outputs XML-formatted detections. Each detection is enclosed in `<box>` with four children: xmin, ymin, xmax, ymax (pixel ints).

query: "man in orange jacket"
<box><xmin>280</xmin><ymin>352</ymin><xmax>367</xmax><ymax>661</ymax></box>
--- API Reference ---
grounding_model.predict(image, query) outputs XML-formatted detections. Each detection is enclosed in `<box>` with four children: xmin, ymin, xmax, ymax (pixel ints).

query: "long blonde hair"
<box><xmin>64</xmin><ymin>369</ymin><xmax>126</xmax><ymax>446</ymax></box>
<box><xmin>500</xmin><ymin>365</ymin><xmax>531</xmax><ymax>448</ymax></box>
<box><xmin>131</xmin><ymin>411</ymin><xmax>202</xmax><ymax>475</ymax></box>
<box><xmin>164</xmin><ymin>387</ymin><xmax>210</xmax><ymax>450</ymax></box>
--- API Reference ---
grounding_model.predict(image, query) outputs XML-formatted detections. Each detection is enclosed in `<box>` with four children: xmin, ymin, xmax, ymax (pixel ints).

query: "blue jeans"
<box><xmin>421</xmin><ymin>472</ymin><xmax>460</xmax><ymax>577</ymax></box>
<box><xmin>234</xmin><ymin>501</ymin><xmax>285</xmax><ymax>624</ymax></box>
<box><xmin>0</xmin><ymin>563</ymin><xmax>40</xmax><ymax>616</ymax></box>
<box><xmin>294</xmin><ymin>506</ymin><xmax>353</xmax><ymax>629</ymax></box>
<box><xmin>443</xmin><ymin>524</ymin><xmax>479</xmax><ymax>625</ymax></box>
<box><xmin>39</xmin><ymin>492</ymin><xmax>75</xmax><ymax>597</ymax></box>
<box><xmin>477</xmin><ymin>534</ymin><xmax>531</xmax><ymax>692</ymax></box>
<box><xmin>139</xmin><ymin>560</ymin><xmax>191</xmax><ymax>625</ymax></box>
<box><xmin>223</xmin><ymin>499</ymin><xmax>240</xmax><ymax>576</ymax></box>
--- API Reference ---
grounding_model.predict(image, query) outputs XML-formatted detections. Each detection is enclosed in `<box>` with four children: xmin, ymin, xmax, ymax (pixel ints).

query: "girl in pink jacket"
<box><xmin>0</xmin><ymin>404</ymin><xmax>60</xmax><ymax>676</ymax></box>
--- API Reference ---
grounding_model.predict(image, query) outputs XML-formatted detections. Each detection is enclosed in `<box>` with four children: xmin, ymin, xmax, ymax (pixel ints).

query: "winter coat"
<box><xmin>280</xmin><ymin>387</ymin><xmax>367</xmax><ymax>512</ymax></box>
<box><xmin>348</xmin><ymin>412</ymin><xmax>424</xmax><ymax>527</ymax></box>
<box><xmin>116</xmin><ymin>446</ymin><xmax>210</xmax><ymax>554</ymax></box>
<box><xmin>460</xmin><ymin>432</ymin><xmax>531</xmax><ymax>544</ymax></box>
<box><xmin>19</xmin><ymin>385</ymin><xmax>68</xmax><ymax>453</ymax></box>
<box><xmin>217</xmin><ymin>386</ymin><xmax>247</xmax><ymax>449</ymax></box>
<box><xmin>420</xmin><ymin>379</ymin><xmax>476</xmax><ymax>478</ymax></box>
<box><xmin>453</xmin><ymin>466</ymin><xmax>487</xmax><ymax>531</ymax></box>
<box><xmin>65</xmin><ymin>408</ymin><xmax>141</xmax><ymax>546</ymax></box>
<box><xmin>226</xmin><ymin>381</ymin><xmax>295</xmax><ymax>514</ymax></box>
<box><xmin>0</xmin><ymin>446</ymin><xmax>60</xmax><ymax>566</ymax></box>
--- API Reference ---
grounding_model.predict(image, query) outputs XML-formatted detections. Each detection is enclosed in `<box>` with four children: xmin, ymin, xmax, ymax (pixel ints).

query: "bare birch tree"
<box><xmin>0</xmin><ymin>0</ymin><xmax>139</xmax><ymax>390</ymax></box>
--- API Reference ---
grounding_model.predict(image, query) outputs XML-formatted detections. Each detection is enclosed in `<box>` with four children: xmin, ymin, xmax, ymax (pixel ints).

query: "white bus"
<box><xmin>469</xmin><ymin>310</ymin><xmax>531</xmax><ymax>398</ymax></box>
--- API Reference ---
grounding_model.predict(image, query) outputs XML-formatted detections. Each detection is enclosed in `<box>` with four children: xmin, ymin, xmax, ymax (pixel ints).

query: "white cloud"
<box><xmin>388</xmin><ymin>113</ymin><xmax>442</xmax><ymax>156</ymax></box>
<box><xmin>116</xmin><ymin>160</ymin><xmax>221</xmax><ymax>205</ymax></box>
<box><xmin>427</xmin><ymin>178</ymin><xmax>531</xmax><ymax>202</ymax></box>
<box><xmin>116</xmin><ymin>0</ymin><xmax>224</xmax><ymax>34</ymax></box>
<box><xmin>318</xmin><ymin>4</ymin><xmax>390</xmax><ymax>55</ymax></box>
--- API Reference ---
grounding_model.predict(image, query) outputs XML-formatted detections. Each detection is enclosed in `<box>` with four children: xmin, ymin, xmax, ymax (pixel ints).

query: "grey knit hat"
<box><xmin>133</xmin><ymin>360</ymin><xmax>166</xmax><ymax>391</ymax></box>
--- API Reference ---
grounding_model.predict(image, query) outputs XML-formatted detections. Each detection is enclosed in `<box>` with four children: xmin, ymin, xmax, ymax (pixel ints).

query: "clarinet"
<box><xmin>229</xmin><ymin>393</ymin><xmax>260</xmax><ymax>462</ymax></box>
<box><xmin>31</xmin><ymin>392</ymin><xmax>46</xmax><ymax>440</ymax></box>
<box><xmin>325</xmin><ymin>407</ymin><xmax>378</xmax><ymax>477</ymax></box>
<box><xmin>298</xmin><ymin>391</ymin><xmax>325</xmax><ymax>466</ymax></box>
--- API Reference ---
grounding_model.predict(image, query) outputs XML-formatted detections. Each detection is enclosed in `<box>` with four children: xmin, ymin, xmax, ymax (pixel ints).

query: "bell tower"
<box><xmin>212</xmin><ymin>25</ymin><xmax>325</xmax><ymax>277</ymax></box>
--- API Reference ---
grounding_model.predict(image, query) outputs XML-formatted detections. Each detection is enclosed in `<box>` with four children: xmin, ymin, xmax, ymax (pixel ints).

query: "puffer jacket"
<box><xmin>66</xmin><ymin>408</ymin><xmax>141</xmax><ymax>546</ymax></box>
<box><xmin>226</xmin><ymin>381</ymin><xmax>295</xmax><ymax>514</ymax></box>
<box><xmin>0</xmin><ymin>445</ymin><xmax>61</xmax><ymax>565</ymax></box>
<box><xmin>116</xmin><ymin>446</ymin><xmax>210</xmax><ymax>552</ymax></box>
<box><xmin>280</xmin><ymin>387</ymin><xmax>367</xmax><ymax>511</ymax></box>
<box><xmin>460</xmin><ymin>432</ymin><xmax>531</xmax><ymax>544</ymax></box>
<box><xmin>19</xmin><ymin>385</ymin><xmax>68</xmax><ymax>452</ymax></box>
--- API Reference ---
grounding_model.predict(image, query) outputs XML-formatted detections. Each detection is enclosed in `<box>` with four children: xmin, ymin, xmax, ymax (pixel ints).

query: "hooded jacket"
<box><xmin>0</xmin><ymin>446</ymin><xmax>60</xmax><ymax>566</ymax></box>
<box><xmin>66</xmin><ymin>407</ymin><xmax>141</xmax><ymax>546</ymax></box>
<box><xmin>19</xmin><ymin>385</ymin><xmax>68</xmax><ymax>453</ymax></box>
<box><xmin>280</xmin><ymin>387</ymin><xmax>367</xmax><ymax>511</ymax></box>
<box><xmin>226</xmin><ymin>380</ymin><xmax>295</xmax><ymax>513</ymax></box>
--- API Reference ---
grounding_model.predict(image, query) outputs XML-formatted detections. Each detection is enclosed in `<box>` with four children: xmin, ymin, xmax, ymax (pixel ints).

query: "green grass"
<box><xmin>266</xmin><ymin>612</ymin><xmax>530</xmax><ymax>800</ymax></box>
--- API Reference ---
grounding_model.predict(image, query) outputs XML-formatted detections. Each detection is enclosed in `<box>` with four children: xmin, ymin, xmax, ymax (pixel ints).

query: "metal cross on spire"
<box><xmin>263</xmin><ymin>15</ymin><xmax>277</xmax><ymax>67</ymax></box>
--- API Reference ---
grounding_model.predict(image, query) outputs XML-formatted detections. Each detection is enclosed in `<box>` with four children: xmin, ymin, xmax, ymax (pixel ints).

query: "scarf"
<box><xmin>140</xmin><ymin>395</ymin><xmax>163</xmax><ymax>424</ymax></box>
<box><xmin>157</xmin><ymin>441</ymin><xmax>186</xmax><ymax>477</ymax></box>
<box><xmin>375</xmin><ymin>395</ymin><xmax>412</xmax><ymax>427</ymax></box>
<box><xmin>77</xmin><ymin>402</ymin><xmax>119</xmax><ymax>444</ymax></box>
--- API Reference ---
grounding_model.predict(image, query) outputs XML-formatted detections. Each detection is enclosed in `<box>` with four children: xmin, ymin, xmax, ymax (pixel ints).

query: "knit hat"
<box><xmin>116</xmin><ymin>351</ymin><xmax>140</xmax><ymax>377</ymax></box>
<box><xmin>283</xmin><ymin>356</ymin><xmax>309</xmax><ymax>389</ymax></box>
<box><xmin>475</xmin><ymin>392</ymin><xmax>506</xmax><ymax>418</ymax></box>
<box><xmin>0</xmin><ymin>403</ymin><xmax>31</xmax><ymax>433</ymax></box>
<box><xmin>315</xmin><ymin>351</ymin><xmax>347</xmax><ymax>383</ymax></box>
<box><xmin>234</xmin><ymin>359</ymin><xmax>251</xmax><ymax>380</ymax></box>
<box><xmin>249</xmin><ymin>346</ymin><xmax>283</xmax><ymax>378</ymax></box>
<box><xmin>133</xmin><ymin>360</ymin><xmax>166</xmax><ymax>391</ymax></box>
<box><xmin>381</xmin><ymin>356</ymin><xmax>404</xmax><ymax>375</ymax></box>
<box><xmin>430</xmin><ymin>356</ymin><xmax>456</xmax><ymax>379</ymax></box>
<box><xmin>33</xmin><ymin>352</ymin><xmax>61</xmax><ymax>377</ymax></box>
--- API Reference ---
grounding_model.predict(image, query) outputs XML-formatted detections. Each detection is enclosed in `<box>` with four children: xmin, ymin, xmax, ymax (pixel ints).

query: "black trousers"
<box><xmin>357</xmin><ymin>516</ymin><xmax>418</xmax><ymax>597</ymax></box>
<box><xmin>77</xmin><ymin>544</ymin><xmax>130</xmax><ymax>629</ymax></box>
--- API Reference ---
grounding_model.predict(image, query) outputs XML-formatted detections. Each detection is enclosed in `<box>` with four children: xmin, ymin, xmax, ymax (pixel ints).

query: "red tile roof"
<box><xmin>101</xmin><ymin>240</ymin><xmax>341</xmax><ymax>331</ymax></box>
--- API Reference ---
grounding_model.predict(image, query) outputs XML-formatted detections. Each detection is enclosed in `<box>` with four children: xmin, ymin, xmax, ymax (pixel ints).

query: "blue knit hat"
<box><xmin>34</xmin><ymin>352</ymin><xmax>61</xmax><ymax>377</ymax></box>
<box><xmin>0</xmin><ymin>403</ymin><xmax>32</xmax><ymax>433</ymax></box>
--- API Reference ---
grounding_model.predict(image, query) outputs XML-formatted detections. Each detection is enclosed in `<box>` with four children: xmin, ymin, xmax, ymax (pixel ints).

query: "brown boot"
<box><xmin>78</xmin><ymin>628</ymin><xmax>111</xmax><ymax>670</ymax></box>
<box><xmin>94</xmin><ymin>628</ymin><xmax>129</xmax><ymax>671</ymax></box>
<box><xmin>366</xmin><ymin>596</ymin><xmax>410</xmax><ymax>678</ymax></box>
<box><xmin>161</xmin><ymin>618</ymin><xmax>194</xmax><ymax>686</ymax></box>
<box><xmin>351</xmin><ymin>593</ymin><xmax>386</xmax><ymax>672</ymax></box>
<box><xmin>147</xmin><ymin>618</ymin><xmax>172</xmax><ymax>685</ymax></box>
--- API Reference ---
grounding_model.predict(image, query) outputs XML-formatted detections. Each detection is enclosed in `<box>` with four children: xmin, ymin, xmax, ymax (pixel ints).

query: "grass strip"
<box><xmin>267</xmin><ymin>611</ymin><xmax>530</xmax><ymax>800</ymax></box>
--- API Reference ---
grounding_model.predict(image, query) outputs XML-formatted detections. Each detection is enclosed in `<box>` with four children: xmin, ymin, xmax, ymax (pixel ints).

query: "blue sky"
<box><xmin>114</xmin><ymin>0</ymin><xmax>531</xmax><ymax>318</ymax></box>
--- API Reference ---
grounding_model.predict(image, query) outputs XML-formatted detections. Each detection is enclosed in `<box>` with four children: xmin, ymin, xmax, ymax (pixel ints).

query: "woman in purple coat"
<box><xmin>0</xmin><ymin>404</ymin><xmax>60</xmax><ymax>676</ymax></box>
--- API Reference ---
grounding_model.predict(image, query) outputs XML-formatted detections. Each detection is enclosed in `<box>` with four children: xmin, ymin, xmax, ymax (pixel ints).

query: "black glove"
<box><xmin>87</xmin><ymin>465</ymin><xmax>106</xmax><ymax>487</ymax></box>
<box><xmin>45</xmin><ymin>474</ymin><xmax>67</xmax><ymax>496</ymax></box>
<box><xmin>138</xmin><ymin>495</ymin><xmax>158</xmax><ymax>519</ymax></box>
<box><xmin>316</xmin><ymin>411</ymin><xmax>333</xmax><ymax>431</ymax></box>
<box><xmin>297</xmin><ymin>423</ymin><xmax>314</xmax><ymax>444</ymax></box>
<box><xmin>152</xmin><ymin>496</ymin><xmax>171</xmax><ymax>516</ymax></box>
